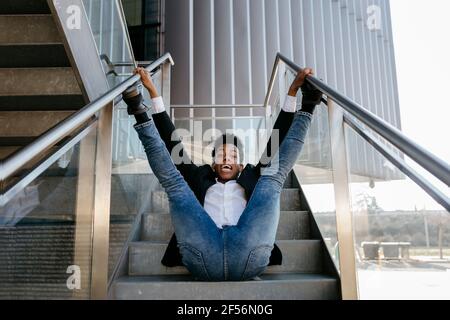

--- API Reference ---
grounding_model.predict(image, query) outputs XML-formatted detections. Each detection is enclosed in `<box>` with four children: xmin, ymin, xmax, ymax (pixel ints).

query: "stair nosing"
<box><xmin>131</xmin><ymin>239</ymin><xmax>320</xmax><ymax>247</ymax></box>
<box><xmin>115</xmin><ymin>273</ymin><xmax>337</xmax><ymax>284</ymax></box>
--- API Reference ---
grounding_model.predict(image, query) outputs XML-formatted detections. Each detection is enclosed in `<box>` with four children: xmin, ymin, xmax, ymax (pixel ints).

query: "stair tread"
<box><xmin>132</xmin><ymin>239</ymin><xmax>320</xmax><ymax>246</ymax></box>
<box><xmin>113</xmin><ymin>273</ymin><xmax>339</xmax><ymax>300</ymax></box>
<box><xmin>128</xmin><ymin>239</ymin><xmax>322</xmax><ymax>276</ymax></box>
<box><xmin>0</xmin><ymin>15</ymin><xmax>60</xmax><ymax>44</ymax></box>
<box><xmin>0</xmin><ymin>111</ymin><xmax>75</xmax><ymax>137</ymax></box>
<box><xmin>0</xmin><ymin>68</ymin><xmax>81</xmax><ymax>96</ymax></box>
<box><xmin>117</xmin><ymin>272</ymin><xmax>336</xmax><ymax>283</ymax></box>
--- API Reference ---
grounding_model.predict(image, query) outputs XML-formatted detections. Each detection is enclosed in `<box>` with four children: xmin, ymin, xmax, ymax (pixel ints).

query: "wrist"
<box><xmin>288</xmin><ymin>86</ymin><xmax>299</xmax><ymax>97</ymax></box>
<box><xmin>147</xmin><ymin>86</ymin><xmax>159</xmax><ymax>99</ymax></box>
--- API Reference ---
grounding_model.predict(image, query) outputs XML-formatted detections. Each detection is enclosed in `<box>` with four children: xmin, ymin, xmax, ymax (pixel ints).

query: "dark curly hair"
<box><xmin>211</xmin><ymin>133</ymin><xmax>244</xmax><ymax>164</ymax></box>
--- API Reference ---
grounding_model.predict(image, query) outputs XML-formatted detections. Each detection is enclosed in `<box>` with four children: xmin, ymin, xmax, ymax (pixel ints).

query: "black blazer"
<box><xmin>151</xmin><ymin>110</ymin><xmax>295</xmax><ymax>267</ymax></box>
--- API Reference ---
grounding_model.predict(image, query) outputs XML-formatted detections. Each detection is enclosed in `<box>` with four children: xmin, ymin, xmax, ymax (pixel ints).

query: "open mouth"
<box><xmin>220</xmin><ymin>164</ymin><xmax>232</xmax><ymax>172</ymax></box>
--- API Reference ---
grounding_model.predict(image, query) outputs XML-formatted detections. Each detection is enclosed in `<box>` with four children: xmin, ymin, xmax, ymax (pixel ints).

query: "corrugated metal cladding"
<box><xmin>165</xmin><ymin>0</ymin><xmax>402</xmax><ymax>182</ymax></box>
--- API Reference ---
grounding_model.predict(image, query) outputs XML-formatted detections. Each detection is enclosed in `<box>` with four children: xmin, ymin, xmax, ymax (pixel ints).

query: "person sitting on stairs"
<box><xmin>122</xmin><ymin>67</ymin><xmax>322</xmax><ymax>281</ymax></box>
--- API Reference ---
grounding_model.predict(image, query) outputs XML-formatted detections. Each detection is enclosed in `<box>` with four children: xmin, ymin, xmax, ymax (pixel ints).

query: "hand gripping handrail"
<box><xmin>267</xmin><ymin>53</ymin><xmax>450</xmax><ymax>187</ymax></box>
<box><xmin>0</xmin><ymin>53</ymin><xmax>174</xmax><ymax>181</ymax></box>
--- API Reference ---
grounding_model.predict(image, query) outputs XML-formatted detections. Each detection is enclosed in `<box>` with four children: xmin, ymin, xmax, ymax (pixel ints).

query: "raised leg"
<box><xmin>226</xmin><ymin>111</ymin><xmax>313</xmax><ymax>280</ymax></box>
<box><xmin>134</xmin><ymin>119</ymin><xmax>223</xmax><ymax>280</ymax></box>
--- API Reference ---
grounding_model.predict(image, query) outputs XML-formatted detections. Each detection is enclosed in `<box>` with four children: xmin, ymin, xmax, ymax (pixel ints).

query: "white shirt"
<box><xmin>149</xmin><ymin>94</ymin><xmax>297</xmax><ymax>228</ymax></box>
<box><xmin>203</xmin><ymin>179</ymin><xmax>247</xmax><ymax>229</ymax></box>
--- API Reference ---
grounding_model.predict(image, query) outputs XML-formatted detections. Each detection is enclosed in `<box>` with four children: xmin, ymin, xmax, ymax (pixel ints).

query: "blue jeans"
<box><xmin>134</xmin><ymin>111</ymin><xmax>312</xmax><ymax>281</ymax></box>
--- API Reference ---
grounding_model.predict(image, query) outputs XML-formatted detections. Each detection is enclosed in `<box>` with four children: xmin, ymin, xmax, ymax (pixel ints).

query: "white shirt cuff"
<box><xmin>282</xmin><ymin>95</ymin><xmax>297</xmax><ymax>113</ymax></box>
<box><xmin>151</xmin><ymin>96</ymin><xmax>166</xmax><ymax>114</ymax></box>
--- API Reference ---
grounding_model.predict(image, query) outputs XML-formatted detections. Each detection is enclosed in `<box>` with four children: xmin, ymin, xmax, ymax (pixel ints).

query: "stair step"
<box><xmin>0</xmin><ymin>0</ymin><xmax>50</xmax><ymax>14</ymax></box>
<box><xmin>128</xmin><ymin>240</ymin><xmax>322</xmax><ymax>276</ymax></box>
<box><xmin>280</xmin><ymin>189</ymin><xmax>301</xmax><ymax>211</ymax></box>
<box><xmin>0</xmin><ymin>111</ymin><xmax>74</xmax><ymax>137</ymax></box>
<box><xmin>0</xmin><ymin>68</ymin><xmax>81</xmax><ymax>96</ymax></box>
<box><xmin>0</xmin><ymin>95</ymin><xmax>85</xmax><ymax>111</ymax></box>
<box><xmin>151</xmin><ymin>189</ymin><xmax>302</xmax><ymax>213</ymax></box>
<box><xmin>0</xmin><ymin>15</ymin><xmax>60</xmax><ymax>44</ymax></box>
<box><xmin>141</xmin><ymin>211</ymin><xmax>310</xmax><ymax>241</ymax></box>
<box><xmin>0</xmin><ymin>45</ymin><xmax>70</xmax><ymax>68</ymax></box>
<box><xmin>283</xmin><ymin>171</ymin><xmax>298</xmax><ymax>188</ymax></box>
<box><xmin>113</xmin><ymin>273</ymin><xmax>339</xmax><ymax>300</ymax></box>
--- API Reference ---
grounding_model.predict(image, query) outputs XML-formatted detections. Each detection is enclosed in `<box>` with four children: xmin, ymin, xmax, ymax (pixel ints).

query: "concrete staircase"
<box><xmin>0</xmin><ymin>0</ymin><xmax>85</xmax><ymax>185</ymax></box>
<box><xmin>112</xmin><ymin>173</ymin><xmax>340</xmax><ymax>300</ymax></box>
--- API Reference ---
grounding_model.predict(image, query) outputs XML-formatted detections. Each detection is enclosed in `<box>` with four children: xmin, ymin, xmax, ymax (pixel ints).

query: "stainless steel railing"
<box><xmin>272</xmin><ymin>53</ymin><xmax>450</xmax><ymax>187</ymax></box>
<box><xmin>266</xmin><ymin>52</ymin><xmax>450</xmax><ymax>300</ymax></box>
<box><xmin>267</xmin><ymin>53</ymin><xmax>449</xmax><ymax>211</ymax></box>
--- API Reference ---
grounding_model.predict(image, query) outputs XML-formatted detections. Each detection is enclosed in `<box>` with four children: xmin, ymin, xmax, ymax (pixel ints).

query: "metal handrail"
<box><xmin>344</xmin><ymin>115</ymin><xmax>450</xmax><ymax>212</ymax></box>
<box><xmin>267</xmin><ymin>53</ymin><xmax>450</xmax><ymax>187</ymax></box>
<box><xmin>1</xmin><ymin>53</ymin><xmax>174</xmax><ymax>181</ymax></box>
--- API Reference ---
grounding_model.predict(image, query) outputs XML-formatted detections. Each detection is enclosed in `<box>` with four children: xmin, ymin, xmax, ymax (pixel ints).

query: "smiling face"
<box><xmin>212</xmin><ymin>144</ymin><xmax>244</xmax><ymax>183</ymax></box>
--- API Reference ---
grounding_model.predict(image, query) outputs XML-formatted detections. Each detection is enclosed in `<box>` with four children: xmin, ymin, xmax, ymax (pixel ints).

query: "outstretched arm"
<box><xmin>134</xmin><ymin>68</ymin><xmax>199</xmax><ymax>184</ymax></box>
<box><xmin>257</xmin><ymin>68</ymin><xmax>322</xmax><ymax>168</ymax></box>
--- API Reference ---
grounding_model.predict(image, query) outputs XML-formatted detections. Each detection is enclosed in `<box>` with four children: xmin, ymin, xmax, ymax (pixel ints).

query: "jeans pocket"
<box><xmin>178</xmin><ymin>243</ymin><xmax>211</xmax><ymax>281</ymax></box>
<box><xmin>241</xmin><ymin>245</ymin><xmax>273</xmax><ymax>281</ymax></box>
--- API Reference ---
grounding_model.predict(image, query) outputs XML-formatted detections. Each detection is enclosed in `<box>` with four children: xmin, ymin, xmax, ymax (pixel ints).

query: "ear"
<box><xmin>239</xmin><ymin>164</ymin><xmax>244</xmax><ymax>172</ymax></box>
<box><xmin>211</xmin><ymin>162</ymin><xmax>216</xmax><ymax>172</ymax></box>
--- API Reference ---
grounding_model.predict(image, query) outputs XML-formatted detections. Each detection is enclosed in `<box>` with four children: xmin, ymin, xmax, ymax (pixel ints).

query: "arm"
<box><xmin>135</xmin><ymin>68</ymin><xmax>199</xmax><ymax>184</ymax></box>
<box><xmin>257</xmin><ymin>68</ymin><xmax>321</xmax><ymax>168</ymax></box>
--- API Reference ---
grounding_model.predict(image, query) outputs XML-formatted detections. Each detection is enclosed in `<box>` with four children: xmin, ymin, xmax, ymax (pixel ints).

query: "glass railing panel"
<box><xmin>292</xmin><ymin>105</ymin><xmax>339</xmax><ymax>272</ymax></box>
<box><xmin>171</xmin><ymin>107</ymin><xmax>267</xmax><ymax>167</ymax></box>
<box><xmin>107</xmin><ymin>171</ymin><xmax>161</xmax><ymax>283</ymax></box>
<box><xmin>283</xmin><ymin>68</ymin><xmax>332</xmax><ymax>169</ymax></box>
<box><xmin>261</xmin><ymin>65</ymin><xmax>340</xmax><ymax>270</ymax></box>
<box><xmin>345</xmin><ymin>124</ymin><xmax>450</xmax><ymax>300</ymax></box>
<box><xmin>0</xmin><ymin>128</ymin><xmax>98</xmax><ymax>300</ymax></box>
<box><xmin>111</xmin><ymin>70</ymin><xmax>163</xmax><ymax>171</ymax></box>
<box><xmin>356</xmin><ymin>123</ymin><xmax>449</xmax><ymax>198</ymax></box>
<box><xmin>82</xmin><ymin>0</ymin><xmax>136</xmax><ymax>87</ymax></box>
<box><xmin>107</xmin><ymin>71</ymin><xmax>167</xmax><ymax>282</ymax></box>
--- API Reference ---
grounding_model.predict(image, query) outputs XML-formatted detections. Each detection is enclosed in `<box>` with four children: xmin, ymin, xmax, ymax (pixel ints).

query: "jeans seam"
<box><xmin>133</xmin><ymin>120</ymin><xmax>153</xmax><ymax>130</ymax></box>
<box><xmin>241</xmin><ymin>245</ymin><xmax>273</xmax><ymax>281</ymax></box>
<box><xmin>179</xmin><ymin>243</ymin><xmax>211</xmax><ymax>281</ymax></box>
<box><xmin>223</xmin><ymin>231</ymin><xmax>228</xmax><ymax>281</ymax></box>
<box><xmin>296</xmin><ymin>111</ymin><xmax>313</xmax><ymax>121</ymax></box>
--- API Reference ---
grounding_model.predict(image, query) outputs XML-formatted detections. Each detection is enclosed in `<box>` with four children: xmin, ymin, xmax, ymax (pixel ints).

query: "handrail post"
<box><xmin>327</xmin><ymin>98</ymin><xmax>359</xmax><ymax>300</ymax></box>
<box><xmin>161</xmin><ymin>62</ymin><xmax>172</xmax><ymax>115</ymax></box>
<box><xmin>73</xmin><ymin>126</ymin><xmax>97</xmax><ymax>299</ymax></box>
<box><xmin>90</xmin><ymin>102</ymin><xmax>114</xmax><ymax>299</ymax></box>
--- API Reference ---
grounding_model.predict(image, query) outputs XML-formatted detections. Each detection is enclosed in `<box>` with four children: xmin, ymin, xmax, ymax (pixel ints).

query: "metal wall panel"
<box><xmin>249</xmin><ymin>0</ymin><xmax>268</xmax><ymax>107</ymax></box>
<box><xmin>164</xmin><ymin>0</ymin><xmax>402</xmax><ymax>181</ymax></box>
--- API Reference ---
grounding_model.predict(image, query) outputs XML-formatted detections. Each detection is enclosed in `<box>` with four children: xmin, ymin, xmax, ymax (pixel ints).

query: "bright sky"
<box><xmin>390</xmin><ymin>0</ymin><xmax>450</xmax><ymax>164</ymax></box>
